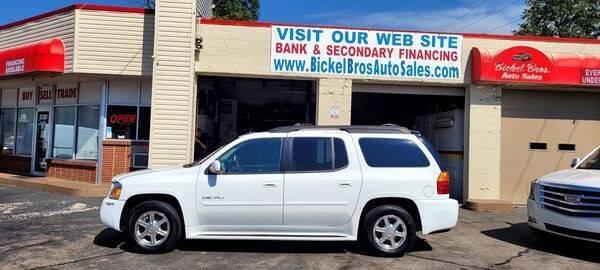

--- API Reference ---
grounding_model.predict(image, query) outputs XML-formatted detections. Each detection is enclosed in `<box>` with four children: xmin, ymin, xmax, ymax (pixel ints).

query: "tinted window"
<box><xmin>529</xmin><ymin>142</ymin><xmax>547</xmax><ymax>150</ymax></box>
<box><xmin>218</xmin><ymin>138</ymin><xmax>282</xmax><ymax>173</ymax></box>
<box><xmin>292</xmin><ymin>137</ymin><xmax>332</xmax><ymax>171</ymax></box>
<box><xmin>106</xmin><ymin>105</ymin><xmax>137</xmax><ymax>139</ymax></box>
<box><xmin>359</xmin><ymin>138</ymin><xmax>430</xmax><ymax>167</ymax></box>
<box><xmin>416</xmin><ymin>135</ymin><xmax>446</xmax><ymax>170</ymax></box>
<box><xmin>334</xmin><ymin>138</ymin><xmax>348</xmax><ymax>169</ymax></box>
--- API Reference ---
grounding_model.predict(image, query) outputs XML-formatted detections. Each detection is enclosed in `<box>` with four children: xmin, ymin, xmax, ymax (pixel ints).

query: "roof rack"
<box><xmin>268</xmin><ymin>125</ymin><xmax>411</xmax><ymax>134</ymax></box>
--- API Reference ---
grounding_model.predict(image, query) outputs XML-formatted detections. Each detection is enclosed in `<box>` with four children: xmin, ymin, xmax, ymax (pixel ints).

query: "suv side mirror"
<box><xmin>209</xmin><ymin>160</ymin><xmax>222</xmax><ymax>174</ymax></box>
<box><xmin>570</xmin><ymin>158</ymin><xmax>581</xmax><ymax>168</ymax></box>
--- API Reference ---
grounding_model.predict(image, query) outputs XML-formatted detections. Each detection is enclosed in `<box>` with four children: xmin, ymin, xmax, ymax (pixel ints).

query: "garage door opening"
<box><xmin>196</xmin><ymin>76</ymin><xmax>316</xmax><ymax>158</ymax></box>
<box><xmin>352</xmin><ymin>86</ymin><xmax>465</xmax><ymax>202</ymax></box>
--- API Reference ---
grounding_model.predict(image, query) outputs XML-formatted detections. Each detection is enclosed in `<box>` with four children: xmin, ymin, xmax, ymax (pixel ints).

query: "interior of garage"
<box><xmin>351</xmin><ymin>87</ymin><xmax>466</xmax><ymax>202</ymax></box>
<box><xmin>196</xmin><ymin>76</ymin><xmax>316</xmax><ymax>156</ymax></box>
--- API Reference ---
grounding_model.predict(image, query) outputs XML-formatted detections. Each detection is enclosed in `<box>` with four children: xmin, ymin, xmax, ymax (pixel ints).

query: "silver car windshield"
<box><xmin>579</xmin><ymin>148</ymin><xmax>600</xmax><ymax>170</ymax></box>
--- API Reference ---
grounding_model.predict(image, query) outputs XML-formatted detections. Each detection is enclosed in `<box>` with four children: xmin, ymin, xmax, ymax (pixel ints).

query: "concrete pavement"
<box><xmin>1</xmin><ymin>184</ymin><xmax>599</xmax><ymax>270</ymax></box>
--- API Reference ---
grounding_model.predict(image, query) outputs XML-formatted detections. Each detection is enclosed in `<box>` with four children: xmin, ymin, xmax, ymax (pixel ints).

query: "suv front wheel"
<box><xmin>361</xmin><ymin>205</ymin><xmax>416</xmax><ymax>257</ymax></box>
<box><xmin>126</xmin><ymin>200</ymin><xmax>182</xmax><ymax>253</ymax></box>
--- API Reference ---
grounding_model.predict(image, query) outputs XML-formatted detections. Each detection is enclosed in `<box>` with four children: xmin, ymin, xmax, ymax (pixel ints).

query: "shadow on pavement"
<box><xmin>482</xmin><ymin>222</ymin><xmax>600</xmax><ymax>263</ymax></box>
<box><xmin>94</xmin><ymin>228</ymin><xmax>126</xmax><ymax>249</ymax></box>
<box><xmin>93</xmin><ymin>228</ymin><xmax>433</xmax><ymax>256</ymax></box>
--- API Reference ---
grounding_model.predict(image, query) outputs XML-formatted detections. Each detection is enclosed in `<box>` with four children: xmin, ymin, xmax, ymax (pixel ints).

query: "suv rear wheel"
<box><xmin>126</xmin><ymin>200</ymin><xmax>182</xmax><ymax>253</ymax></box>
<box><xmin>361</xmin><ymin>205</ymin><xmax>416</xmax><ymax>257</ymax></box>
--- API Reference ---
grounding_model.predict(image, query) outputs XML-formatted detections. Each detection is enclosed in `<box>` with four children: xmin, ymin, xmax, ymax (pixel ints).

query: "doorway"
<box><xmin>351</xmin><ymin>85</ymin><xmax>466</xmax><ymax>202</ymax></box>
<box><xmin>196</xmin><ymin>76</ymin><xmax>316</xmax><ymax>157</ymax></box>
<box><xmin>32</xmin><ymin>110</ymin><xmax>50</xmax><ymax>175</ymax></box>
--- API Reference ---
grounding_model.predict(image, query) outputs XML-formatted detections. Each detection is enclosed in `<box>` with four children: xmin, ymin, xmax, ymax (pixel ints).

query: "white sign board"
<box><xmin>271</xmin><ymin>26</ymin><xmax>463</xmax><ymax>81</ymax></box>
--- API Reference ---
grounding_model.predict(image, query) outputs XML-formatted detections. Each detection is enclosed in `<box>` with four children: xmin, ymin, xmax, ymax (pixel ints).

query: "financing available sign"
<box><xmin>271</xmin><ymin>25</ymin><xmax>463</xmax><ymax>81</ymax></box>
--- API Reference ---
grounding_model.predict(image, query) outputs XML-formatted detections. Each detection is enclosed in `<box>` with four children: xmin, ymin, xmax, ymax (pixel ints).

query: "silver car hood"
<box><xmin>540</xmin><ymin>169</ymin><xmax>600</xmax><ymax>189</ymax></box>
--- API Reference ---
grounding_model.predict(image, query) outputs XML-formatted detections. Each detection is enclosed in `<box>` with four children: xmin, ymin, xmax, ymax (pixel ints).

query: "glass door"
<box><xmin>33</xmin><ymin>111</ymin><xmax>50</xmax><ymax>174</ymax></box>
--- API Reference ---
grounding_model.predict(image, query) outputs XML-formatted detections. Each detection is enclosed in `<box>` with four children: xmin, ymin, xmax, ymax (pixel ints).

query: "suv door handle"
<box><xmin>338</xmin><ymin>181</ymin><xmax>352</xmax><ymax>187</ymax></box>
<box><xmin>263</xmin><ymin>182</ymin><xmax>277</xmax><ymax>188</ymax></box>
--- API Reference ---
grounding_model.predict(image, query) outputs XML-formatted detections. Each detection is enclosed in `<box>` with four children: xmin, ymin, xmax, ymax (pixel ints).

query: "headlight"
<box><xmin>108</xmin><ymin>182</ymin><xmax>122</xmax><ymax>200</ymax></box>
<box><xmin>529</xmin><ymin>179</ymin><xmax>539</xmax><ymax>201</ymax></box>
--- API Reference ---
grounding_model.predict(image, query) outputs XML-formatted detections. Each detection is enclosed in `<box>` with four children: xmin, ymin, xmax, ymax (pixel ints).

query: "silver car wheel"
<box><xmin>372</xmin><ymin>214</ymin><xmax>407</xmax><ymax>250</ymax></box>
<box><xmin>134</xmin><ymin>211</ymin><xmax>170</xmax><ymax>247</ymax></box>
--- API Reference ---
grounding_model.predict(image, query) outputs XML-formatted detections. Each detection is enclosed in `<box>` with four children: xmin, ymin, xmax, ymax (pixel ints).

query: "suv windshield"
<box><xmin>578</xmin><ymin>148</ymin><xmax>600</xmax><ymax>170</ymax></box>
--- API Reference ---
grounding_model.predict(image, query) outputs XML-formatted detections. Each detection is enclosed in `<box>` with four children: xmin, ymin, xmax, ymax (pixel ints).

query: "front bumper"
<box><xmin>528</xmin><ymin>198</ymin><xmax>600</xmax><ymax>243</ymax></box>
<box><xmin>417</xmin><ymin>198</ymin><xmax>459</xmax><ymax>235</ymax></box>
<box><xmin>100</xmin><ymin>198</ymin><xmax>126</xmax><ymax>231</ymax></box>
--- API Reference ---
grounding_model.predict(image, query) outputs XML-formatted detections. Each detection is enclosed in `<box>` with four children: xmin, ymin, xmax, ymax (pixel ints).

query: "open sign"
<box><xmin>109</xmin><ymin>113</ymin><xmax>136</xmax><ymax>125</ymax></box>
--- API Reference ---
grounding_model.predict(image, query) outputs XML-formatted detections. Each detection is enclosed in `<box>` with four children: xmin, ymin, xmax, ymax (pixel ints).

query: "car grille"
<box><xmin>539</xmin><ymin>184</ymin><xmax>600</xmax><ymax>218</ymax></box>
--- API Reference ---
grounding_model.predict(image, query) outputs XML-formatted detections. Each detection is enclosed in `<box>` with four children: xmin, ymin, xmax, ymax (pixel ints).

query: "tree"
<box><xmin>213</xmin><ymin>0</ymin><xmax>259</xmax><ymax>21</ymax></box>
<box><xmin>514</xmin><ymin>0</ymin><xmax>600</xmax><ymax>38</ymax></box>
<box><xmin>130</xmin><ymin>0</ymin><xmax>154</xmax><ymax>9</ymax></box>
<box><xmin>129</xmin><ymin>0</ymin><xmax>260</xmax><ymax>21</ymax></box>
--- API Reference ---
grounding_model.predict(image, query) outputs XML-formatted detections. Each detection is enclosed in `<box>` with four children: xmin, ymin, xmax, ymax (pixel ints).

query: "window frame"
<box><xmin>14</xmin><ymin>107</ymin><xmax>35</xmax><ymax>156</ymax></box>
<box><xmin>51</xmin><ymin>82</ymin><xmax>102</xmax><ymax>161</ymax></box>
<box><xmin>283</xmin><ymin>136</ymin><xmax>349</xmax><ymax>174</ymax></box>
<box><xmin>106</xmin><ymin>81</ymin><xmax>151</xmax><ymax>142</ymax></box>
<box><xmin>52</xmin><ymin>105</ymin><xmax>77</xmax><ymax>159</ymax></box>
<box><xmin>0</xmin><ymin>107</ymin><xmax>18</xmax><ymax>155</ymax></box>
<box><xmin>209</xmin><ymin>137</ymin><xmax>285</xmax><ymax>175</ymax></box>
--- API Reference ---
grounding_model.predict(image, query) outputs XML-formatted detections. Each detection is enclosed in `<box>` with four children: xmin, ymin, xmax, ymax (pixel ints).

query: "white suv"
<box><xmin>528</xmin><ymin>145</ymin><xmax>600</xmax><ymax>242</ymax></box>
<box><xmin>100</xmin><ymin>125</ymin><xmax>458</xmax><ymax>256</ymax></box>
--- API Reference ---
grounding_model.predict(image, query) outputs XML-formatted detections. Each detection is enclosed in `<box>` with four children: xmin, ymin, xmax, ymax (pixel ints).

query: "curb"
<box><xmin>0</xmin><ymin>177</ymin><xmax>108</xmax><ymax>197</ymax></box>
<box><xmin>463</xmin><ymin>199</ymin><xmax>514</xmax><ymax>213</ymax></box>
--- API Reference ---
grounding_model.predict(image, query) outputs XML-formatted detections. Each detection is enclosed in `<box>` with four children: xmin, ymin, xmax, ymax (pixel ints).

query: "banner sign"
<box><xmin>271</xmin><ymin>26</ymin><xmax>463</xmax><ymax>80</ymax></box>
<box><xmin>490</xmin><ymin>46</ymin><xmax>555</xmax><ymax>83</ymax></box>
<box><xmin>0</xmin><ymin>38</ymin><xmax>64</xmax><ymax>77</ymax></box>
<box><xmin>472</xmin><ymin>46</ymin><xmax>600</xmax><ymax>87</ymax></box>
<box><xmin>582</xmin><ymin>68</ymin><xmax>600</xmax><ymax>85</ymax></box>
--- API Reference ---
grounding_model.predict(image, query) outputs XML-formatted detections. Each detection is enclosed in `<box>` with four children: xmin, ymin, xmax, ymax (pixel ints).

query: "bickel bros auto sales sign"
<box><xmin>271</xmin><ymin>25</ymin><xmax>463</xmax><ymax>81</ymax></box>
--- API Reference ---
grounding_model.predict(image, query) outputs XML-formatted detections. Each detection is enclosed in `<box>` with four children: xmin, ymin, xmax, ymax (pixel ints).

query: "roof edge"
<box><xmin>199</xmin><ymin>18</ymin><xmax>600</xmax><ymax>45</ymax></box>
<box><xmin>0</xmin><ymin>4</ymin><xmax>154</xmax><ymax>31</ymax></box>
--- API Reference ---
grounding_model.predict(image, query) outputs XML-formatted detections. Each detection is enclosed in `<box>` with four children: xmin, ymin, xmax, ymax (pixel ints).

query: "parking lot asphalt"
<box><xmin>1</xmin><ymin>184</ymin><xmax>599</xmax><ymax>270</ymax></box>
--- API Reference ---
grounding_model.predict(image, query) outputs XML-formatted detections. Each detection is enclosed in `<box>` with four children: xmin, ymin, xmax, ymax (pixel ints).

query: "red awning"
<box><xmin>0</xmin><ymin>38</ymin><xmax>65</xmax><ymax>77</ymax></box>
<box><xmin>471</xmin><ymin>46</ymin><xmax>600</xmax><ymax>87</ymax></box>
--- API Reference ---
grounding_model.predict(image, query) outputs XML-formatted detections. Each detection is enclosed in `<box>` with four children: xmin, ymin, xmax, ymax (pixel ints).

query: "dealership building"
<box><xmin>0</xmin><ymin>1</ymin><xmax>599</xmax><ymax>206</ymax></box>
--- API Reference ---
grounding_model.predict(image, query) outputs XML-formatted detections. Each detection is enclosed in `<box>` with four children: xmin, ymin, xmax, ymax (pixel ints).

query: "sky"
<box><xmin>0</xmin><ymin>0</ymin><xmax>526</xmax><ymax>34</ymax></box>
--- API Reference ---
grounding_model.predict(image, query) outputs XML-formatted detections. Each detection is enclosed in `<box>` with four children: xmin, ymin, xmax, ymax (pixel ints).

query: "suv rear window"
<box><xmin>359</xmin><ymin>138</ymin><xmax>430</xmax><ymax>168</ymax></box>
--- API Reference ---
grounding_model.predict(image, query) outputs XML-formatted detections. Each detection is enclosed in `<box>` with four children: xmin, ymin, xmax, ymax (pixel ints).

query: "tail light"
<box><xmin>437</xmin><ymin>171</ymin><xmax>450</xmax><ymax>195</ymax></box>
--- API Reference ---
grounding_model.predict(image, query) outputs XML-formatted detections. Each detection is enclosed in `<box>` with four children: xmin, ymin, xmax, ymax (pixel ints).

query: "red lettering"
<box><xmin>109</xmin><ymin>114</ymin><xmax>137</xmax><ymax>125</ymax></box>
<box><xmin>275</xmin><ymin>42</ymin><xmax>307</xmax><ymax>54</ymax></box>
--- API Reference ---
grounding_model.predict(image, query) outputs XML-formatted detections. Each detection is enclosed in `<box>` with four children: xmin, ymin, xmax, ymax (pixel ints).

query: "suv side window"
<box><xmin>290</xmin><ymin>137</ymin><xmax>349</xmax><ymax>172</ymax></box>
<box><xmin>292</xmin><ymin>137</ymin><xmax>333</xmax><ymax>171</ymax></box>
<box><xmin>359</xmin><ymin>138</ymin><xmax>430</xmax><ymax>168</ymax></box>
<box><xmin>218</xmin><ymin>138</ymin><xmax>282</xmax><ymax>174</ymax></box>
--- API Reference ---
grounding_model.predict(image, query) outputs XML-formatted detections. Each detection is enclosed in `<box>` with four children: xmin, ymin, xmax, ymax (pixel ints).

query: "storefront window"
<box><xmin>1</xmin><ymin>109</ymin><xmax>16</xmax><ymax>154</ymax></box>
<box><xmin>76</xmin><ymin>106</ymin><xmax>100</xmax><ymax>159</ymax></box>
<box><xmin>107</xmin><ymin>106</ymin><xmax>137</xmax><ymax>139</ymax></box>
<box><xmin>138</xmin><ymin>107</ymin><xmax>151</xmax><ymax>140</ymax></box>
<box><xmin>15</xmin><ymin>108</ymin><xmax>34</xmax><ymax>156</ymax></box>
<box><xmin>53</xmin><ymin>106</ymin><xmax>76</xmax><ymax>159</ymax></box>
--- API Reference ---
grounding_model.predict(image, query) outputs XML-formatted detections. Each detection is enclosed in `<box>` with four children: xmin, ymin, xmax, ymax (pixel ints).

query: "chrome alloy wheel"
<box><xmin>372</xmin><ymin>214</ymin><xmax>407</xmax><ymax>250</ymax></box>
<box><xmin>134</xmin><ymin>211</ymin><xmax>170</xmax><ymax>247</ymax></box>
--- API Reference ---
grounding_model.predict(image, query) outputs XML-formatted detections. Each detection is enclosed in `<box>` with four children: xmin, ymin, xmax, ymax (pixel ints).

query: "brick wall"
<box><xmin>316</xmin><ymin>78</ymin><xmax>352</xmax><ymax>125</ymax></box>
<box><xmin>102</xmin><ymin>139</ymin><xmax>149</xmax><ymax>183</ymax></box>
<box><xmin>46</xmin><ymin>159</ymin><xmax>97</xmax><ymax>183</ymax></box>
<box><xmin>0</xmin><ymin>155</ymin><xmax>31</xmax><ymax>175</ymax></box>
<box><xmin>465</xmin><ymin>84</ymin><xmax>502</xmax><ymax>201</ymax></box>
